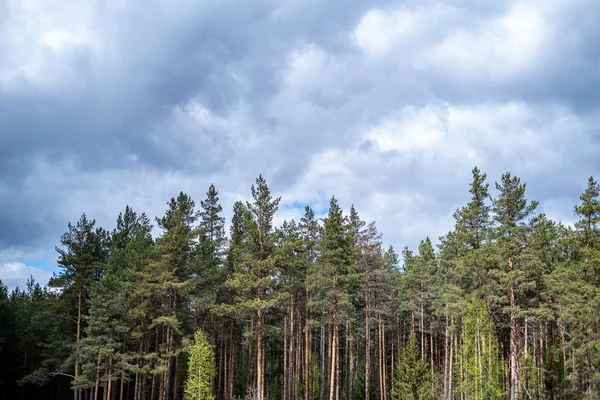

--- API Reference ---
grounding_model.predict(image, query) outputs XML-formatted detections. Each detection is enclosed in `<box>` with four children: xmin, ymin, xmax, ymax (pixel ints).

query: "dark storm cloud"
<box><xmin>2</xmin><ymin>0</ymin><xmax>600</xmax><ymax>287</ymax></box>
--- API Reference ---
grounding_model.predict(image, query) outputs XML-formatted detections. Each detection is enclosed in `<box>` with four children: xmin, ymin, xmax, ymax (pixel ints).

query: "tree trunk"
<box><xmin>94</xmin><ymin>362</ymin><xmax>100</xmax><ymax>400</ymax></box>
<box><xmin>257</xmin><ymin>308</ymin><xmax>264</xmax><ymax>400</ymax></box>
<box><xmin>365</xmin><ymin>290</ymin><xmax>370</xmax><ymax>400</ymax></box>
<box><xmin>320</xmin><ymin>325</ymin><xmax>325</xmax><ymax>400</ymax></box>
<box><xmin>76</xmin><ymin>286</ymin><xmax>83</xmax><ymax>400</ymax></box>
<box><xmin>229</xmin><ymin>319</ymin><xmax>235</xmax><ymax>400</ymax></box>
<box><xmin>509</xmin><ymin>257</ymin><xmax>519</xmax><ymax>400</ymax></box>
<box><xmin>305</xmin><ymin>295</ymin><xmax>311</xmax><ymax>400</ymax></box>
<box><xmin>246</xmin><ymin>319</ymin><xmax>254</xmax><ymax>393</ymax></box>
<box><xmin>285</xmin><ymin>312</ymin><xmax>288</xmax><ymax>400</ymax></box>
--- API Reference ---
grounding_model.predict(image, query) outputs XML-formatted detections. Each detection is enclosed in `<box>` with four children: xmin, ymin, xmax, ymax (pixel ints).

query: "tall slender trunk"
<box><xmin>246</xmin><ymin>319</ymin><xmax>254</xmax><ymax>393</ymax></box>
<box><xmin>174</xmin><ymin>355</ymin><xmax>180</xmax><ymax>400</ymax></box>
<box><xmin>365</xmin><ymin>290</ymin><xmax>370</xmax><ymax>400</ymax></box>
<box><xmin>509</xmin><ymin>257</ymin><xmax>519</xmax><ymax>400</ymax></box>
<box><xmin>329</xmin><ymin>321</ymin><xmax>338</xmax><ymax>400</ymax></box>
<box><xmin>320</xmin><ymin>325</ymin><xmax>325</xmax><ymax>400</ymax></box>
<box><xmin>305</xmin><ymin>291</ymin><xmax>311</xmax><ymax>400</ymax></box>
<box><xmin>421</xmin><ymin>302</ymin><xmax>425</xmax><ymax>360</ymax></box>
<box><xmin>107</xmin><ymin>357</ymin><xmax>113</xmax><ymax>400</ymax></box>
<box><xmin>257</xmin><ymin>308</ymin><xmax>264</xmax><ymax>400</ymax></box>
<box><xmin>285</xmin><ymin>312</ymin><xmax>289</xmax><ymax>400</ymax></box>
<box><xmin>229</xmin><ymin>319</ymin><xmax>235</xmax><ymax>400</ymax></box>
<box><xmin>444</xmin><ymin>315</ymin><xmax>449</xmax><ymax>399</ymax></box>
<box><xmin>296</xmin><ymin>307</ymin><xmax>302</xmax><ymax>400</ymax></box>
<box><xmin>378</xmin><ymin>317</ymin><xmax>383</xmax><ymax>400</ymax></box>
<box><xmin>76</xmin><ymin>286</ymin><xmax>83</xmax><ymax>400</ymax></box>
<box><xmin>94</xmin><ymin>361</ymin><xmax>100</xmax><ymax>400</ymax></box>
<box><xmin>290</xmin><ymin>299</ymin><xmax>296</xmax><ymax>400</ymax></box>
<box><xmin>335</xmin><ymin>321</ymin><xmax>340</xmax><ymax>400</ymax></box>
<box><xmin>349</xmin><ymin>324</ymin><xmax>354</xmax><ymax>400</ymax></box>
<box><xmin>448</xmin><ymin>319</ymin><xmax>454</xmax><ymax>399</ymax></box>
<box><xmin>430</xmin><ymin>314</ymin><xmax>434</xmax><ymax>393</ymax></box>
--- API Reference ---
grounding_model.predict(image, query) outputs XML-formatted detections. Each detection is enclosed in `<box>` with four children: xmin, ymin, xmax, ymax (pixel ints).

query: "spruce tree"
<box><xmin>309</xmin><ymin>196</ymin><xmax>358</xmax><ymax>400</ymax></box>
<box><xmin>389</xmin><ymin>333</ymin><xmax>432</xmax><ymax>400</ymax></box>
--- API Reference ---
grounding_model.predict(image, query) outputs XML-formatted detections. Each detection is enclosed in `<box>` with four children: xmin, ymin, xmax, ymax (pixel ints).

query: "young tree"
<box><xmin>185</xmin><ymin>330</ymin><xmax>215</xmax><ymax>400</ymax></box>
<box><xmin>456</xmin><ymin>299</ymin><xmax>503</xmax><ymax>400</ymax></box>
<box><xmin>389</xmin><ymin>333</ymin><xmax>431</xmax><ymax>400</ymax></box>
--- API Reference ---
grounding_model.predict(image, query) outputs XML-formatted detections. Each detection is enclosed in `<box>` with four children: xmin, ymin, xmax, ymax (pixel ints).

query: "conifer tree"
<box><xmin>225</xmin><ymin>176</ymin><xmax>281</xmax><ymax>400</ymax></box>
<box><xmin>389</xmin><ymin>333</ymin><xmax>431</xmax><ymax>400</ymax></box>
<box><xmin>152</xmin><ymin>192</ymin><xmax>199</xmax><ymax>400</ymax></box>
<box><xmin>49</xmin><ymin>214</ymin><xmax>109</xmax><ymax>400</ymax></box>
<box><xmin>492</xmin><ymin>173</ymin><xmax>538</xmax><ymax>400</ymax></box>
<box><xmin>309</xmin><ymin>197</ymin><xmax>358</xmax><ymax>400</ymax></box>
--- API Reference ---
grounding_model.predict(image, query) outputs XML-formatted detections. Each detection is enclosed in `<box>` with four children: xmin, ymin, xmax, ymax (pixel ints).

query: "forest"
<box><xmin>1</xmin><ymin>167</ymin><xmax>600</xmax><ymax>400</ymax></box>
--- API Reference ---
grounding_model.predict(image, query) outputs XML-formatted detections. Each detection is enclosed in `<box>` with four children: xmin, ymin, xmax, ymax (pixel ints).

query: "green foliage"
<box><xmin>456</xmin><ymin>299</ymin><xmax>503</xmax><ymax>400</ymax></box>
<box><xmin>184</xmin><ymin>330</ymin><xmax>215</xmax><ymax>400</ymax></box>
<box><xmin>390</xmin><ymin>333</ymin><xmax>432</xmax><ymax>400</ymax></box>
<box><xmin>308</xmin><ymin>196</ymin><xmax>358</xmax><ymax>325</ymax></box>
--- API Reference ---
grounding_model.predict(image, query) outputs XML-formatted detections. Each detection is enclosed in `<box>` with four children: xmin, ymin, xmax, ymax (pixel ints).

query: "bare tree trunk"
<box><xmin>320</xmin><ymin>325</ymin><xmax>325</xmax><ymax>400</ymax></box>
<box><xmin>421</xmin><ymin>302</ymin><xmax>425</xmax><ymax>360</ymax></box>
<box><xmin>305</xmin><ymin>290</ymin><xmax>311</xmax><ymax>400</ymax></box>
<box><xmin>246</xmin><ymin>319</ymin><xmax>254</xmax><ymax>393</ymax></box>
<box><xmin>290</xmin><ymin>299</ymin><xmax>295</xmax><ymax>400</ymax></box>
<box><xmin>378</xmin><ymin>316</ymin><xmax>383</xmax><ymax>400</ymax></box>
<box><xmin>296</xmin><ymin>308</ymin><xmax>302</xmax><ymax>400</ymax></box>
<box><xmin>285</xmin><ymin>312</ymin><xmax>288</xmax><ymax>400</ymax></box>
<box><xmin>329</xmin><ymin>323</ymin><xmax>336</xmax><ymax>400</ymax></box>
<box><xmin>365</xmin><ymin>290</ymin><xmax>370</xmax><ymax>400</ymax></box>
<box><xmin>107</xmin><ymin>357</ymin><xmax>113</xmax><ymax>400</ymax></box>
<box><xmin>94</xmin><ymin>362</ymin><xmax>100</xmax><ymax>400</ymax></box>
<box><xmin>449</xmin><ymin>319</ymin><xmax>454</xmax><ymax>399</ymax></box>
<box><xmin>444</xmin><ymin>315</ymin><xmax>449</xmax><ymax>399</ymax></box>
<box><xmin>174</xmin><ymin>355</ymin><xmax>180</xmax><ymax>400</ymax></box>
<box><xmin>349</xmin><ymin>325</ymin><xmax>354</xmax><ymax>400</ymax></box>
<box><xmin>335</xmin><ymin>321</ymin><xmax>340</xmax><ymax>400</ymax></box>
<box><xmin>509</xmin><ymin>257</ymin><xmax>519</xmax><ymax>400</ymax></box>
<box><xmin>257</xmin><ymin>309</ymin><xmax>264</xmax><ymax>400</ymax></box>
<box><xmin>430</xmin><ymin>314</ymin><xmax>434</xmax><ymax>396</ymax></box>
<box><xmin>229</xmin><ymin>319</ymin><xmax>235</xmax><ymax>400</ymax></box>
<box><xmin>76</xmin><ymin>286</ymin><xmax>83</xmax><ymax>400</ymax></box>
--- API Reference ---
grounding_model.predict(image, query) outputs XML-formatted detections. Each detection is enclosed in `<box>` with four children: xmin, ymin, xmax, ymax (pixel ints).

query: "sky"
<box><xmin>1</xmin><ymin>0</ymin><xmax>600</xmax><ymax>290</ymax></box>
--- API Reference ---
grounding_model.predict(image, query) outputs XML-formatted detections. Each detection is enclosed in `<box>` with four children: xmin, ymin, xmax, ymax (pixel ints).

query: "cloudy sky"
<box><xmin>2</xmin><ymin>0</ymin><xmax>600</xmax><ymax>289</ymax></box>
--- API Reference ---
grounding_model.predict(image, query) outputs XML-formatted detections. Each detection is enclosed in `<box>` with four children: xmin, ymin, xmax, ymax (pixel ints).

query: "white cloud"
<box><xmin>352</xmin><ymin>8</ymin><xmax>415</xmax><ymax>56</ymax></box>
<box><xmin>424</xmin><ymin>3</ymin><xmax>550</xmax><ymax>78</ymax></box>
<box><xmin>367</xmin><ymin>106</ymin><xmax>448</xmax><ymax>152</ymax></box>
<box><xmin>0</xmin><ymin>262</ymin><xmax>53</xmax><ymax>290</ymax></box>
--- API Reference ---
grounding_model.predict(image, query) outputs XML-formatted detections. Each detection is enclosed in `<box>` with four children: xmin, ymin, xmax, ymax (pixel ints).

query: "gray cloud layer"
<box><xmin>2</xmin><ymin>0</ymin><xmax>600</xmax><ymax>287</ymax></box>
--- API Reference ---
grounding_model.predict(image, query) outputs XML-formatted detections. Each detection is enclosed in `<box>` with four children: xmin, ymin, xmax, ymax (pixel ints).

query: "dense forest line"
<box><xmin>1</xmin><ymin>167</ymin><xmax>600</xmax><ymax>400</ymax></box>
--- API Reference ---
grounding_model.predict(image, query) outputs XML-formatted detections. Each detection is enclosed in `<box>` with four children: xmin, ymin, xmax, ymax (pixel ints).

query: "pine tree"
<box><xmin>225</xmin><ymin>175</ymin><xmax>281</xmax><ymax>400</ymax></box>
<box><xmin>492</xmin><ymin>173</ymin><xmax>538</xmax><ymax>400</ymax></box>
<box><xmin>185</xmin><ymin>330</ymin><xmax>215</xmax><ymax>400</ymax></box>
<box><xmin>49</xmin><ymin>214</ymin><xmax>109</xmax><ymax>400</ymax></box>
<box><xmin>564</xmin><ymin>177</ymin><xmax>600</xmax><ymax>396</ymax></box>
